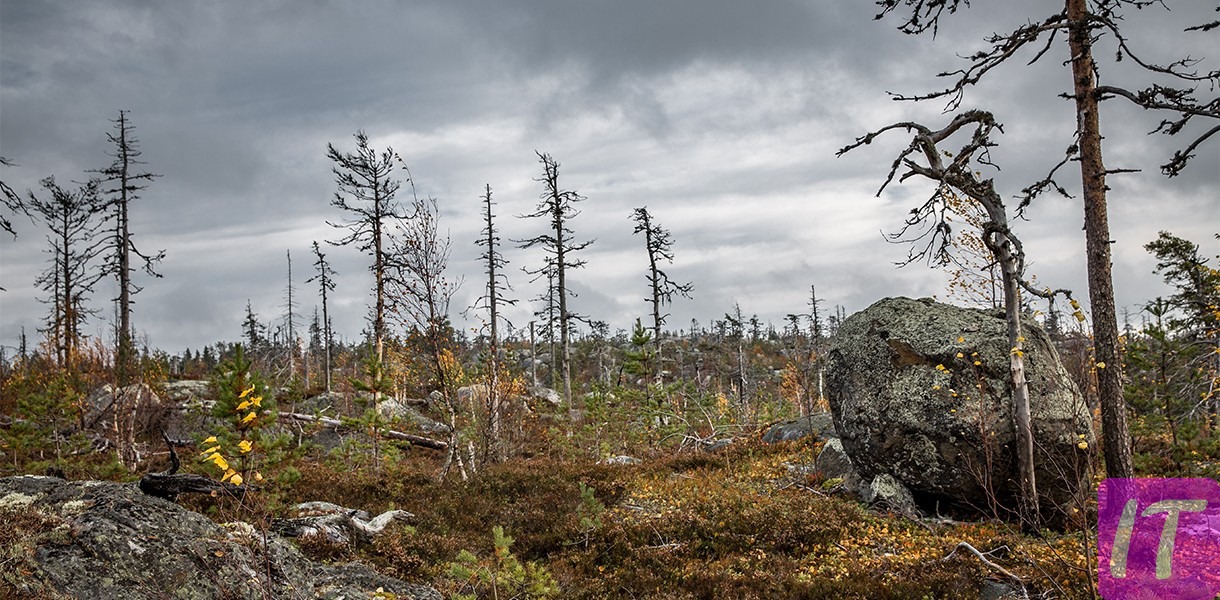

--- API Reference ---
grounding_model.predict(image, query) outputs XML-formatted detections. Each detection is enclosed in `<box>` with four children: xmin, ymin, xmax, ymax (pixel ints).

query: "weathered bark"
<box><xmin>1067</xmin><ymin>0</ymin><xmax>1133</xmax><ymax>479</ymax></box>
<box><xmin>992</xmin><ymin>233</ymin><xmax>1039</xmax><ymax>525</ymax></box>
<box><xmin>138</xmin><ymin>433</ymin><xmax>245</xmax><ymax>501</ymax></box>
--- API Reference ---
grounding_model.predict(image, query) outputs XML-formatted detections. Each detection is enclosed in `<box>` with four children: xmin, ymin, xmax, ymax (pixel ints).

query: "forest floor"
<box><xmin>175</xmin><ymin>434</ymin><xmax>1099</xmax><ymax>599</ymax></box>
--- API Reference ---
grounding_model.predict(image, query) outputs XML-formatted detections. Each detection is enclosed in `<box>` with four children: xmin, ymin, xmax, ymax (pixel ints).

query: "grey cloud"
<box><xmin>1</xmin><ymin>1</ymin><xmax>1217</xmax><ymax>353</ymax></box>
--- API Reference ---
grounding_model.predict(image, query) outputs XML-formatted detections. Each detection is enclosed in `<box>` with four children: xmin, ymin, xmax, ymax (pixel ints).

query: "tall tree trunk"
<box><xmin>556</xmin><ymin>204</ymin><xmax>573</xmax><ymax>411</ymax></box>
<box><xmin>994</xmin><ymin>233</ymin><xmax>1040</xmax><ymax>527</ymax></box>
<box><xmin>1067</xmin><ymin>0</ymin><xmax>1133</xmax><ymax>479</ymax></box>
<box><xmin>116</xmin><ymin>114</ymin><xmax>134</xmax><ymax>387</ymax></box>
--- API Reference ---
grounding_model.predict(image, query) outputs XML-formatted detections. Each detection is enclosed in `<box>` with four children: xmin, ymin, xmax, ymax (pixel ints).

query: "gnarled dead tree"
<box><xmin>874</xmin><ymin>0</ymin><xmax>1220</xmax><ymax>480</ymax></box>
<box><xmin>839</xmin><ymin>109</ymin><xmax>1079</xmax><ymax>527</ymax></box>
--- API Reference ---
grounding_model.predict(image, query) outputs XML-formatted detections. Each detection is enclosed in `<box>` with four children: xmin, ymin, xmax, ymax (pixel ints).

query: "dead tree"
<box><xmin>631</xmin><ymin>206</ymin><xmax>693</xmax><ymax>345</ymax></box>
<box><xmin>839</xmin><ymin>110</ymin><xmax>1079</xmax><ymax>527</ymax></box>
<box><xmin>28</xmin><ymin>177</ymin><xmax>105</xmax><ymax>371</ymax></box>
<box><xmin>307</xmin><ymin>241</ymin><xmax>338</xmax><ymax>393</ymax></box>
<box><xmin>874</xmin><ymin>0</ymin><xmax>1220</xmax><ymax>480</ymax></box>
<box><xmin>326</xmin><ymin>131</ymin><xmax>407</xmax><ymax>367</ymax></box>
<box><xmin>390</xmin><ymin>193</ymin><xmax>464</xmax><ymax>480</ymax></box>
<box><xmin>0</xmin><ymin>157</ymin><xmax>30</xmax><ymax>240</ymax></box>
<box><xmin>518</xmin><ymin>151</ymin><xmax>594</xmax><ymax>408</ymax></box>
<box><xmin>92</xmin><ymin>111</ymin><xmax>163</xmax><ymax>386</ymax></box>
<box><xmin>473</xmin><ymin>184</ymin><xmax>516</xmax><ymax>461</ymax></box>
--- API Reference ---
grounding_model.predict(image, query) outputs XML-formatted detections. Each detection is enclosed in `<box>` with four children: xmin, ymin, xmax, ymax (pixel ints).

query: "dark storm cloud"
<box><xmin>1</xmin><ymin>0</ymin><xmax>1216</xmax><ymax>353</ymax></box>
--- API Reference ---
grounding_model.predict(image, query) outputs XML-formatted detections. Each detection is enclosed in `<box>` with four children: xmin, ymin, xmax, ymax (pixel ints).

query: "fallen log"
<box><xmin>139</xmin><ymin>432</ymin><xmax>246</xmax><ymax>501</ymax></box>
<box><xmin>272</xmin><ymin>500</ymin><xmax>415</xmax><ymax>545</ymax></box>
<box><xmin>278</xmin><ymin>411</ymin><xmax>448</xmax><ymax>451</ymax></box>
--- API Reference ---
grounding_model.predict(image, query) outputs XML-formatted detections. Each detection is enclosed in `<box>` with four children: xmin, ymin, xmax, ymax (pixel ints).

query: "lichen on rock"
<box><xmin>826</xmin><ymin>297</ymin><xmax>1094</xmax><ymax>523</ymax></box>
<box><xmin>0</xmin><ymin>475</ymin><xmax>440</xmax><ymax>600</ymax></box>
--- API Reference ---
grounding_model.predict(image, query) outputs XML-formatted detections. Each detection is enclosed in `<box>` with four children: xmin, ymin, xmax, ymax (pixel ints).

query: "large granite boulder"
<box><xmin>826</xmin><ymin>297</ymin><xmax>1093</xmax><ymax>521</ymax></box>
<box><xmin>0</xmin><ymin>475</ymin><xmax>440</xmax><ymax>600</ymax></box>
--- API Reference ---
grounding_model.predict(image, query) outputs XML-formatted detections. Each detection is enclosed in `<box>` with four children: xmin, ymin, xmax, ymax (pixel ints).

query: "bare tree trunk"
<box><xmin>1067</xmin><ymin>0</ymin><xmax>1132</xmax><ymax>479</ymax></box>
<box><xmin>994</xmin><ymin>235</ymin><xmax>1039</xmax><ymax>526</ymax></box>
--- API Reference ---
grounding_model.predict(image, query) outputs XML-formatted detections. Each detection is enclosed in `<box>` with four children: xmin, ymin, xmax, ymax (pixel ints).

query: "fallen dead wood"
<box><xmin>278</xmin><ymin>411</ymin><xmax>448</xmax><ymax>451</ymax></box>
<box><xmin>272</xmin><ymin>500</ymin><xmax>415</xmax><ymax>545</ymax></box>
<box><xmin>139</xmin><ymin>432</ymin><xmax>246</xmax><ymax>501</ymax></box>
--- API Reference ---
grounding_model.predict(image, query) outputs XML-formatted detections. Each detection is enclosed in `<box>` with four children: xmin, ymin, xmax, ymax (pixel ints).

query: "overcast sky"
<box><xmin>1</xmin><ymin>0</ymin><xmax>1217</xmax><ymax>355</ymax></box>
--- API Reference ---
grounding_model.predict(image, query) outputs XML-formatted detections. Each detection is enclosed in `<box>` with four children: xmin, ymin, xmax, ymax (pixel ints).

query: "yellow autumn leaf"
<box><xmin>1077</xmin><ymin>441</ymin><xmax>1089</xmax><ymax>450</ymax></box>
<box><xmin>200</xmin><ymin>446</ymin><xmax>220</xmax><ymax>457</ymax></box>
<box><xmin>203</xmin><ymin>436</ymin><xmax>217</xmax><ymax>444</ymax></box>
<box><xmin>1095</xmin><ymin>362</ymin><xmax>1106</xmax><ymax>369</ymax></box>
<box><xmin>956</xmin><ymin>336</ymin><xmax>965</xmax><ymax>343</ymax></box>
<box><xmin>241</xmin><ymin>412</ymin><xmax>257</xmax><ymax>424</ymax></box>
<box><xmin>230</xmin><ymin>474</ymin><xmax>243</xmax><ymax>486</ymax></box>
<box><xmin>221</xmin><ymin>468</ymin><xmax>236</xmax><ymax>482</ymax></box>
<box><xmin>251</xmin><ymin>396</ymin><xmax>262</xmax><ymax>407</ymax></box>
<box><xmin>239</xmin><ymin>385</ymin><xmax>255</xmax><ymax>399</ymax></box>
<box><xmin>211</xmin><ymin>455</ymin><xmax>229</xmax><ymax>471</ymax></box>
<box><xmin>956</xmin><ymin>352</ymin><xmax>964</xmax><ymax>359</ymax></box>
<box><xmin>235</xmin><ymin>400</ymin><xmax>251</xmax><ymax>411</ymax></box>
<box><xmin>238</xmin><ymin>440</ymin><xmax>253</xmax><ymax>454</ymax></box>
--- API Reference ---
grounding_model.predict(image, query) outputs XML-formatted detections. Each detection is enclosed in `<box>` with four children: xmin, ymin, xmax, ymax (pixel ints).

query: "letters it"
<box><xmin>1109</xmin><ymin>497</ymin><xmax>1207</xmax><ymax>580</ymax></box>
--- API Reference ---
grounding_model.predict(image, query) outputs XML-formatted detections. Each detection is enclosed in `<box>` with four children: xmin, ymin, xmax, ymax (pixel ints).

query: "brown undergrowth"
<box><xmin>273</xmin><ymin>437</ymin><xmax>1096</xmax><ymax>599</ymax></box>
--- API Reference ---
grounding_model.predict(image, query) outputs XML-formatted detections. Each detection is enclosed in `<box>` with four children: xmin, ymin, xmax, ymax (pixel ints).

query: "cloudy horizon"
<box><xmin>1</xmin><ymin>1</ymin><xmax>1217</xmax><ymax>357</ymax></box>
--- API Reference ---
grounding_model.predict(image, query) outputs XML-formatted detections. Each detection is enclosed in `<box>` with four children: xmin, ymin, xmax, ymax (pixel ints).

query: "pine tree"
<box><xmin>93</xmin><ymin>111</ymin><xmax>164</xmax><ymax>385</ymax></box>
<box><xmin>326</xmin><ymin>131</ymin><xmax>406</xmax><ymax>367</ymax></box>
<box><xmin>518</xmin><ymin>152</ymin><xmax>593</xmax><ymax>408</ymax></box>
<box><xmin>473</xmin><ymin>184</ymin><xmax>516</xmax><ymax>460</ymax></box>
<box><xmin>28</xmin><ymin>177</ymin><xmax>104</xmax><ymax>371</ymax></box>
<box><xmin>307</xmin><ymin>241</ymin><xmax>337</xmax><ymax>393</ymax></box>
<box><xmin>631</xmin><ymin>206</ymin><xmax>692</xmax><ymax>343</ymax></box>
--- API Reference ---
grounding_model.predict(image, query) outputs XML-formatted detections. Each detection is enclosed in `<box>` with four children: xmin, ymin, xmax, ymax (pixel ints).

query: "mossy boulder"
<box><xmin>0</xmin><ymin>475</ymin><xmax>440</xmax><ymax>600</ymax></box>
<box><xmin>826</xmin><ymin>297</ymin><xmax>1093</xmax><ymax>522</ymax></box>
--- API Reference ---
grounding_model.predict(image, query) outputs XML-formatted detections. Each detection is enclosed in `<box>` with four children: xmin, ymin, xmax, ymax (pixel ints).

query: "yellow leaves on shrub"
<box><xmin>210</xmin><ymin>454</ymin><xmax>229</xmax><ymax>471</ymax></box>
<box><xmin>238</xmin><ymin>440</ymin><xmax>253</xmax><ymax>454</ymax></box>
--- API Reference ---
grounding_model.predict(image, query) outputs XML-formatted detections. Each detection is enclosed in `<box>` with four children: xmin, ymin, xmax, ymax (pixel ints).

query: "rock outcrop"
<box><xmin>0</xmin><ymin>475</ymin><xmax>440</xmax><ymax>600</ymax></box>
<box><xmin>826</xmin><ymin>297</ymin><xmax>1094</xmax><ymax>521</ymax></box>
<box><xmin>760</xmin><ymin>413</ymin><xmax>836</xmax><ymax>444</ymax></box>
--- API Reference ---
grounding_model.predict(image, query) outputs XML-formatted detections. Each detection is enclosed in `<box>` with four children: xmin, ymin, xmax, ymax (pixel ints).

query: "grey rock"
<box><xmin>980</xmin><ymin>579</ymin><xmax>1027</xmax><ymax>600</ymax></box>
<box><xmin>814</xmin><ymin>438</ymin><xmax>866</xmax><ymax>497</ymax></box>
<box><xmin>160</xmin><ymin>380</ymin><xmax>213</xmax><ymax>406</ymax></box>
<box><xmin>600</xmin><ymin>455</ymin><xmax>642</xmax><ymax>466</ymax></box>
<box><xmin>865</xmin><ymin>474</ymin><xmax>918</xmax><ymax>513</ymax></box>
<box><xmin>826</xmin><ymin>297</ymin><xmax>1094</xmax><ymax>522</ymax></box>
<box><xmin>377</xmin><ymin>399</ymin><xmax>450</xmax><ymax>434</ymax></box>
<box><xmin>83</xmin><ymin>383</ymin><xmax>163</xmax><ymax>430</ymax></box>
<box><xmin>529</xmin><ymin>386</ymin><xmax>562</xmax><ymax>406</ymax></box>
<box><xmin>761</xmin><ymin>412</ymin><xmax>836</xmax><ymax>444</ymax></box>
<box><xmin>292</xmin><ymin>390</ymin><xmax>351</xmax><ymax>414</ymax></box>
<box><xmin>0</xmin><ymin>475</ymin><xmax>440</xmax><ymax>600</ymax></box>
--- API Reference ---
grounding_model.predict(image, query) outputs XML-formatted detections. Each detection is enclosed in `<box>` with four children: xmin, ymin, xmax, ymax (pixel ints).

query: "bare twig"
<box><xmin>943</xmin><ymin>542</ymin><xmax>1028</xmax><ymax>598</ymax></box>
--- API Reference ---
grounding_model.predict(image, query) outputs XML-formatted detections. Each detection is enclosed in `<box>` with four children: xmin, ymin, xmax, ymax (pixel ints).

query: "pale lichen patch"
<box><xmin>0</xmin><ymin>492</ymin><xmax>37</xmax><ymax>509</ymax></box>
